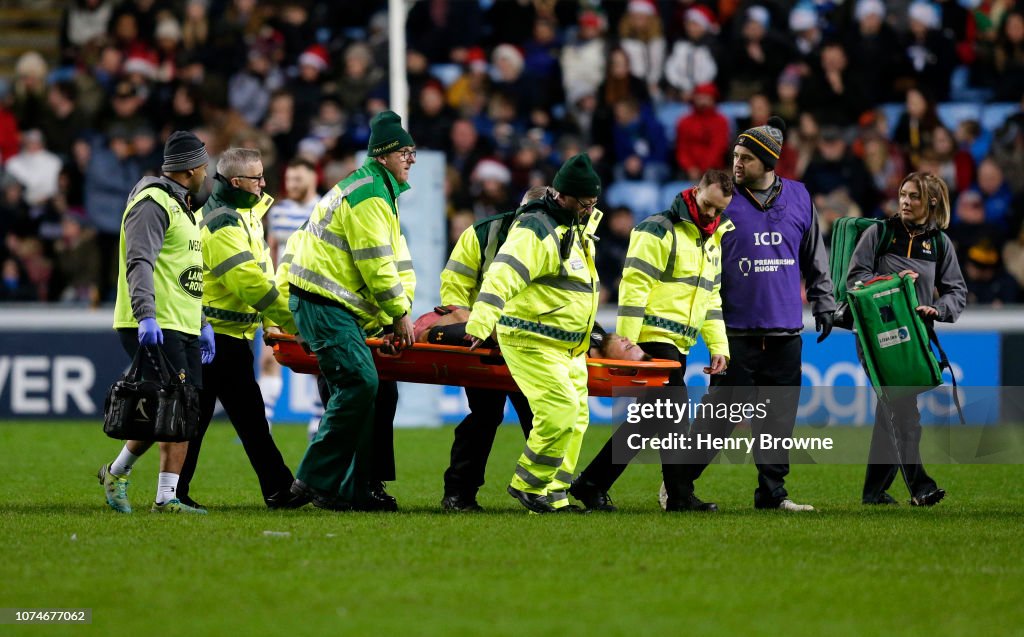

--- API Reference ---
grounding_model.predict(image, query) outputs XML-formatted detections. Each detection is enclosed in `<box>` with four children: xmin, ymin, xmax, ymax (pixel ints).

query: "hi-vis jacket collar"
<box><xmin>212</xmin><ymin>173</ymin><xmax>263</xmax><ymax>210</ymax></box>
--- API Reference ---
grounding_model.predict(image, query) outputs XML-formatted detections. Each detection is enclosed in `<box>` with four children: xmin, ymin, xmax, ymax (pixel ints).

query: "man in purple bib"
<box><xmin>672</xmin><ymin>116</ymin><xmax>836</xmax><ymax>512</ymax></box>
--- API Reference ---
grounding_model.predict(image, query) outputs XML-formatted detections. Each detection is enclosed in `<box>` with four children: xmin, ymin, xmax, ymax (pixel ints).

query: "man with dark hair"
<box><xmin>571</xmin><ymin>169</ymin><xmax>735</xmax><ymax>512</ymax></box>
<box><xmin>672</xmin><ymin>116</ymin><xmax>836</xmax><ymax>512</ymax></box>
<box><xmin>99</xmin><ymin>130</ymin><xmax>214</xmax><ymax>515</ymax></box>
<box><xmin>176</xmin><ymin>147</ymin><xmax>305</xmax><ymax>511</ymax></box>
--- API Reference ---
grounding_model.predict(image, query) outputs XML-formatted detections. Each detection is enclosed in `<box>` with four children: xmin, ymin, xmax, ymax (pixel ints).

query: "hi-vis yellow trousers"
<box><xmin>502</xmin><ymin>339</ymin><xmax>589</xmax><ymax>509</ymax></box>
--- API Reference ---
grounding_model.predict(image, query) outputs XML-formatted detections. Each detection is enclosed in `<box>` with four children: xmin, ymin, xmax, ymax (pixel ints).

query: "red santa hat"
<box><xmin>123</xmin><ymin>49</ymin><xmax>159</xmax><ymax>80</ymax></box>
<box><xmin>298</xmin><ymin>44</ymin><xmax>330</xmax><ymax>71</ymax></box>
<box><xmin>684</xmin><ymin>6</ymin><xmax>719</xmax><ymax>34</ymax></box>
<box><xmin>627</xmin><ymin>0</ymin><xmax>658</xmax><ymax>17</ymax></box>
<box><xmin>465</xmin><ymin>46</ymin><xmax>488</xmax><ymax>72</ymax></box>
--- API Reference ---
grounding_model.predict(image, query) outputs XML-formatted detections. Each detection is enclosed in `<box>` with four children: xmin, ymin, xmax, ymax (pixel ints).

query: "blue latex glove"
<box><xmin>138</xmin><ymin>317</ymin><xmax>163</xmax><ymax>346</ymax></box>
<box><xmin>199</xmin><ymin>323</ymin><xmax>216</xmax><ymax>365</ymax></box>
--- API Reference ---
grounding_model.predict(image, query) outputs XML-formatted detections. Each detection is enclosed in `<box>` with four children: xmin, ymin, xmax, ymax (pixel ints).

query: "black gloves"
<box><xmin>814</xmin><ymin>311</ymin><xmax>834</xmax><ymax>343</ymax></box>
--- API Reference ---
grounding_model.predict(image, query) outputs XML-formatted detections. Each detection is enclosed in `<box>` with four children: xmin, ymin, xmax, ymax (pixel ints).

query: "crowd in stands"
<box><xmin>1</xmin><ymin>0</ymin><xmax>1023</xmax><ymax>307</ymax></box>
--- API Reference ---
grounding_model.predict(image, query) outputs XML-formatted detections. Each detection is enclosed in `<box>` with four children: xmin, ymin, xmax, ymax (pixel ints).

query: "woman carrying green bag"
<box><xmin>847</xmin><ymin>172</ymin><xmax>967</xmax><ymax>506</ymax></box>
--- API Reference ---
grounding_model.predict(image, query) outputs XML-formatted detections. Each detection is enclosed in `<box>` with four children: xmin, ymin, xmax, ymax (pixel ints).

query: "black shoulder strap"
<box><xmin>925</xmin><ymin>321</ymin><xmax>966</xmax><ymax>425</ymax></box>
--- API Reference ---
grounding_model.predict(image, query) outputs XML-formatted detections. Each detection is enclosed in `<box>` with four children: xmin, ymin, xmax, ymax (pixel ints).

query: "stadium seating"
<box><xmin>981</xmin><ymin>103</ymin><xmax>1020</xmax><ymax>134</ymax></box>
<box><xmin>429</xmin><ymin>63</ymin><xmax>463</xmax><ymax>88</ymax></box>
<box><xmin>604</xmin><ymin>181</ymin><xmax>661</xmax><ymax>220</ymax></box>
<box><xmin>717</xmin><ymin>101</ymin><xmax>751</xmax><ymax>136</ymax></box>
<box><xmin>659</xmin><ymin>181</ymin><xmax>694</xmax><ymax>210</ymax></box>
<box><xmin>937</xmin><ymin>102</ymin><xmax>983</xmax><ymax>131</ymax></box>
<box><xmin>655</xmin><ymin>101</ymin><xmax>691</xmax><ymax>145</ymax></box>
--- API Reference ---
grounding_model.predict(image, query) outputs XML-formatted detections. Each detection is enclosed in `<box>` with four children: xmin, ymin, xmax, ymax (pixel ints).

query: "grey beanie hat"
<box><xmin>162</xmin><ymin>130</ymin><xmax>209</xmax><ymax>172</ymax></box>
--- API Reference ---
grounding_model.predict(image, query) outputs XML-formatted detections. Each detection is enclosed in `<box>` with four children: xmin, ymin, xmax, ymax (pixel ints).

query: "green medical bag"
<box><xmin>848</xmin><ymin>273</ymin><xmax>942</xmax><ymax>402</ymax></box>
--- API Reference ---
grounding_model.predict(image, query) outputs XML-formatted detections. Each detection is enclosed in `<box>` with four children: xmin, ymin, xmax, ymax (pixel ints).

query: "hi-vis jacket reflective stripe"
<box><xmin>286</xmin><ymin>158</ymin><xmax>414</xmax><ymax>333</ymax></box>
<box><xmin>199</xmin><ymin>181</ymin><xmax>296</xmax><ymax>340</ymax></box>
<box><xmin>616</xmin><ymin>190</ymin><xmax>733</xmax><ymax>356</ymax></box>
<box><xmin>466</xmin><ymin>197</ymin><xmax>602</xmax><ymax>357</ymax></box>
<box><xmin>440</xmin><ymin>209</ymin><xmax>520</xmax><ymax>309</ymax></box>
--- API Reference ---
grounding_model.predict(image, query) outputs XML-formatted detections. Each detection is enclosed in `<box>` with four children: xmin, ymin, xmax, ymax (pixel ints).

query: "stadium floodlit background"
<box><xmin>1</xmin><ymin>1</ymin><xmax>1022</xmax><ymax>636</ymax></box>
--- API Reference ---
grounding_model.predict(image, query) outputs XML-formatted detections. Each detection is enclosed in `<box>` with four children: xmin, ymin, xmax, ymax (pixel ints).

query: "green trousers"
<box><xmin>291</xmin><ymin>295</ymin><xmax>377</xmax><ymax>503</ymax></box>
<box><xmin>502</xmin><ymin>339</ymin><xmax>590</xmax><ymax>509</ymax></box>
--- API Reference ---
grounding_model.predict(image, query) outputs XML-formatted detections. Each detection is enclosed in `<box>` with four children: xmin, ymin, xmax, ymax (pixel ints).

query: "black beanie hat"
<box><xmin>553</xmin><ymin>153</ymin><xmax>601</xmax><ymax>198</ymax></box>
<box><xmin>368</xmin><ymin>110</ymin><xmax>415</xmax><ymax>157</ymax></box>
<box><xmin>736</xmin><ymin>116</ymin><xmax>786</xmax><ymax>170</ymax></box>
<box><xmin>162</xmin><ymin>130</ymin><xmax>209</xmax><ymax>173</ymax></box>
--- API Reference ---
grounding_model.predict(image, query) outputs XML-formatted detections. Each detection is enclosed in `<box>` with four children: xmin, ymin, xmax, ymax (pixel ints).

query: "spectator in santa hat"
<box><xmin>722</xmin><ymin>5</ymin><xmax>795</xmax><ymax>101</ymax></box>
<box><xmin>843</xmin><ymin>0</ymin><xmax>902</xmax><ymax>106</ymax></box>
<box><xmin>895</xmin><ymin>1</ymin><xmax>957</xmax><ymax>100</ymax></box>
<box><xmin>561</xmin><ymin>8</ymin><xmax>609</xmax><ymax>106</ymax></box>
<box><xmin>288</xmin><ymin>44</ymin><xmax>328</xmax><ymax>133</ymax></box>
<box><xmin>675</xmin><ymin>83</ymin><xmax>731</xmax><ymax>181</ymax></box>
<box><xmin>617</xmin><ymin>0</ymin><xmax>666</xmax><ymax>97</ymax></box>
<box><xmin>664</xmin><ymin>5</ymin><xmax>720</xmax><ymax>99</ymax></box>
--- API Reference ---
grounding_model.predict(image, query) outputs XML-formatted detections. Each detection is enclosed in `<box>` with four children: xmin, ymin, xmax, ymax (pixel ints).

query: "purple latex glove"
<box><xmin>199</xmin><ymin>323</ymin><xmax>216</xmax><ymax>364</ymax></box>
<box><xmin>138</xmin><ymin>317</ymin><xmax>163</xmax><ymax>345</ymax></box>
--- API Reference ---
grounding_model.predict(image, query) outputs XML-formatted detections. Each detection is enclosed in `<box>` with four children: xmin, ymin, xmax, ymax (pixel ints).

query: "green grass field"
<box><xmin>2</xmin><ymin>422</ymin><xmax>1022</xmax><ymax>637</ymax></box>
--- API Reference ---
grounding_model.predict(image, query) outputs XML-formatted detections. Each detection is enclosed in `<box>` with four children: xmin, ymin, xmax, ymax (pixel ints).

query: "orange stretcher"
<box><xmin>266</xmin><ymin>333</ymin><xmax>678</xmax><ymax>397</ymax></box>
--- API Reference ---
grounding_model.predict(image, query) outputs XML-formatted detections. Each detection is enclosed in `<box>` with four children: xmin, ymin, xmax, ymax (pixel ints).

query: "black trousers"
<box><xmin>856</xmin><ymin>342</ymin><xmax>938</xmax><ymax>502</ymax></box>
<box><xmin>443</xmin><ymin>388</ymin><xmax>534</xmax><ymax>497</ymax></box>
<box><xmin>683</xmin><ymin>334</ymin><xmax>802</xmax><ymax>508</ymax></box>
<box><xmin>179</xmin><ymin>333</ymin><xmax>295</xmax><ymax>503</ymax></box>
<box><xmin>575</xmin><ymin>342</ymin><xmax>690</xmax><ymax>500</ymax></box>
<box><xmin>316</xmin><ymin>374</ymin><xmax>397</xmax><ymax>482</ymax></box>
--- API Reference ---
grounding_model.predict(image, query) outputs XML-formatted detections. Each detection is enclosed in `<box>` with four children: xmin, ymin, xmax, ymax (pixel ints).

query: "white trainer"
<box><xmin>658</xmin><ymin>481</ymin><xmax>668</xmax><ymax>511</ymax></box>
<box><xmin>777</xmin><ymin>499</ymin><xmax>815</xmax><ymax>512</ymax></box>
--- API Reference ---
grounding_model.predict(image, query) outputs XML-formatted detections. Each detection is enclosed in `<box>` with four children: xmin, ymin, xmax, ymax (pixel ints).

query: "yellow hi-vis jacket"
<box><xmin>466</xmin><ymin>197</ymin><xmax>602</xmax><ymax>357</ymax></box>
<box><xmin>440</xmin><ymin>208</ymin><xmax>522</xmax><ymax>309</ymax></box>
<box><xmin>199</xmin><ymin>180</ymin><xmax>296</xmax><ymax>339</ymax></box>
<box><xmin>616</xmin><ymin>189</ymin><xmax>732</xmax><ymax>356</ymax></box>
<box><xmin>286</xmin><ymin>158</ymin><xmax>415</xmax><ymax>333</ymax></box>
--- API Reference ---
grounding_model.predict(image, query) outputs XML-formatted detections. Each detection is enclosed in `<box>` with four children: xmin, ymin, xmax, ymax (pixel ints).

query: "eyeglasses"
<box><xmin>396</xmin><ymin>149</ymin><xmax>417</xmax><ymax>161</ymax></box>
<box><xmin>575</xmin><ymin>197</ymin><xmax>598</xmax><ymax>212</ymax></box>
<box><xmin>235</xmin><ymin>175</ymin><xmax>265</xmax><ymax>183</ymax></box>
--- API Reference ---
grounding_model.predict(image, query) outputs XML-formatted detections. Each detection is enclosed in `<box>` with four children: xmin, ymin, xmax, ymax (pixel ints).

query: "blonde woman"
<box><xmin>847</xmin><ymin>172</ymin><xmax>967</xmax><ymax>506</ymax></box>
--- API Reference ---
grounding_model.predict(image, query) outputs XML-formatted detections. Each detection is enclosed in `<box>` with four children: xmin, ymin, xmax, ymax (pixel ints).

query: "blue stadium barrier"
<box><xmin>981</xmin><ymin>102</ymin><xmax>1020</xmax><ymax>134</ymax></box>
<box><xmin>937</xmin><ymin>102</ymin><xmax>983</xmax><ymax>131</ymax></box>
<box><xmin>605</xmin><ymin>181</ymin><xmax>661</xmax><ymax>219</ymax></box>
<box><xmin>655</xmin><ymin>101</ymin><xmax>691</xmax><ymax>144</ymax></box>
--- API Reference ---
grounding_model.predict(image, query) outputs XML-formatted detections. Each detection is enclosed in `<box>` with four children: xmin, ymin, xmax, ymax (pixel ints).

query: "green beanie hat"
<box><xmin>368</xmin><ymin>110</ymin><xmax>415</xmax><ymax>157</ymax></box>
<box><xmin>553</xmin><ymin>153</ymin><xmax>601</xmax><ymax>198</ymax></box>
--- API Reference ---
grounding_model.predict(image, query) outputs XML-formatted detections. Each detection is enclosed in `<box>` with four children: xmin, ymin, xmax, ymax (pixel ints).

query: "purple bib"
<box><xmin>720</xmin><ymin>178</ymin><xmax>812</xmax><ymax>330</ymax></box>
